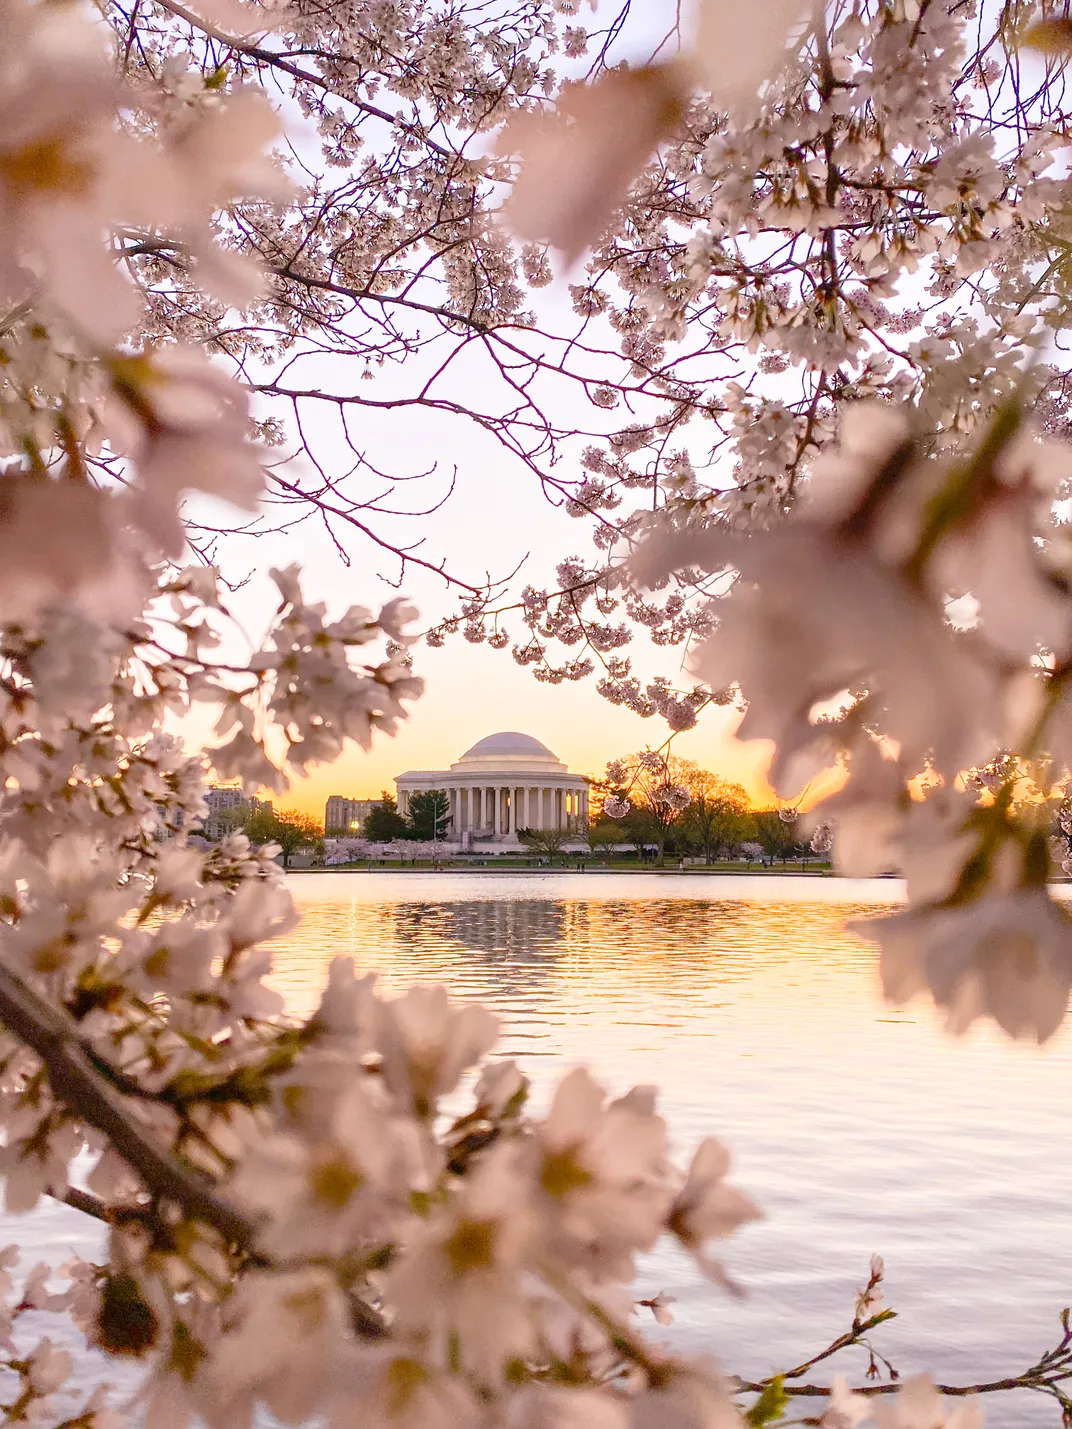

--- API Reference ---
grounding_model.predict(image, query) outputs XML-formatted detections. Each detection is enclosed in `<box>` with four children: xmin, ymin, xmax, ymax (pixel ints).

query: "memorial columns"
<box><xmin>395</xmin><ymin>768</ymin><xmax>589</xmax><ymax>842</ymax></box>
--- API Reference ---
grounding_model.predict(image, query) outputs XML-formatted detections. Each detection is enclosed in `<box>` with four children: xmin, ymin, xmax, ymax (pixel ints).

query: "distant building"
<box><xmin>395</xmin><ymin>732</ymin><xmax>588</xmax><ymax>845</ymax></box>
<box><xmin>325</xmin><ymin>795</ymin><xmax>377</xmax><ymax>834</ymax></box>
<box><xmin>151</xmin><ymin>804</ymin><xmax>185</xmax><ymax>842</ymax></box>
<box><xmin>202</xmin><ymin>787</ymin><xmax>271</xmax><ymax>840</ymax></box>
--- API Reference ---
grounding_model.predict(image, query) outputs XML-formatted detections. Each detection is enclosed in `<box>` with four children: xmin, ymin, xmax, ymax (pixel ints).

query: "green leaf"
<box><xmin>746</xmin><ymin>1376</ymin><xmax>788</xmax><ymax>1427</ymax></box>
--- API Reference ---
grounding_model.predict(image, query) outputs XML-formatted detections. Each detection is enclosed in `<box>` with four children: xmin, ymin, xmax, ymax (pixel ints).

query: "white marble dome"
<box><xmin>459</xmin><ymin>731</ymin><xmax>557</xmax><ymax>763</ymax></box>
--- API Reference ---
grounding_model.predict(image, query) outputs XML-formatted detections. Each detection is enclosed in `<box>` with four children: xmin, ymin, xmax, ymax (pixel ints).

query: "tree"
<box><xmin>406</xmin><ymin>789</ymin><xmax>452</xmax><ymax>842</ymax></box>
<box><xmin>517</xmin><ymin>826</ymin><xmax>572</xmax><ymax>862</ymax></box>
<box><xmin>679</xmin><ymin>774</ymin><xmax>751</xmax><ymax>865</ymax></box>
<box><xmin>9</xmin><ymin>2</ymin><xmax>1072</xmax><ymax>1425</ymax></box>
<box><xmin>740</xmin><ymin>841</ymin><xmax>765</xmax><ymax>870</ymax></box>
<box><xmin>594</xmin><ymin>752</ymin><xmax>696</xmax><ymax>865</ymax></box>
<box><xmin>363</xmin><ymin>792</ymin><xmax>409</xmax><ymax>844</ymax></box>
<box><xmin>55</xmin><ymin>0</ymin><xmax>1068</xmax><ymax>731</ymax></box>
<box><xmin>325</xmin><ymin>838</ymin><xmax>370</xmax><ymax>865</ymax></box>
<box><xmin>750</xmin><ymin>810</ymin><xmax>802</xmax><ymax>867</ymax></box>
<box><xmin>584</xmin><ymin>821</ymin><xmax>622</xmax><ymax>861</ymax></box>
<box><xmin>246</xmin><ymin>809</ymin><xmax>324</xmax><ymax>868</ymax></box>
<box><xmin>617</xmin><ymin>804</ymin><xmax>663</xmax><ymax>863</ymax></box>
<box><xmin>203</xmin><ymin>802</ymin><xmax>251</xmax><ymax>841</ymax></box>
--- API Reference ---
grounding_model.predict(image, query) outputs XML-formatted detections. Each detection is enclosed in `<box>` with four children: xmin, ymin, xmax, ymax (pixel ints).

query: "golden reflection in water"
<box><xmin>265</xmin><ymin>874</ymin><xmax>1072</xmax><ymax>1420</ymax></box>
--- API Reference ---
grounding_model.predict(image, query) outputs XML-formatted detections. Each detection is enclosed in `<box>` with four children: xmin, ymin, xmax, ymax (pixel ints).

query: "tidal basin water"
<box><xmin>12</xmin><ymin>873</ymin><xmax>1072</xmax><ymax>1421</ymax></box>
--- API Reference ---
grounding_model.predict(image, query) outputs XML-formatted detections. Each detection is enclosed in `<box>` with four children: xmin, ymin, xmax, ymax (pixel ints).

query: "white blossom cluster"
<box><xmin>503</xmin><ymin>0</ymin><xmax>1072</xmax><ymax>1051</ymax></box>
<box><xmin>639</xmin><ymin>398</ymin><xmax>1072</xmax><ymax>1045</ymax></box>
<box><xmin>488</xmin><ymin>0</ymin><xmax>1072</xmax><ymax>715</ymax></box>
<box><xmin>1</xmin><ymin>0</ymin><xmax>1071</xmax><ymax>1425</ymax></box>
<box><xmin>74</xmin><ymin>0</ymin><xmax>1072</xmax><ymax>735</ymax></box>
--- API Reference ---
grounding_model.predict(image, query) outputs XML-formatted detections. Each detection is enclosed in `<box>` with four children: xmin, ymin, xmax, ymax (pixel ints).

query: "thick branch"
<box><xmin>0</xmin><ymin>959</ymin><xmax>389</xmax><ymax>1339</ymax></box>
<box><xmin>53</xmin><ymin>1185</ymin><xmax>112</xmax><ymax>1221</ymax></box>
<box><xmin>0</xmin><ymin>959</ymin><xmax>252</xmax><ymax>1246</ymax></box>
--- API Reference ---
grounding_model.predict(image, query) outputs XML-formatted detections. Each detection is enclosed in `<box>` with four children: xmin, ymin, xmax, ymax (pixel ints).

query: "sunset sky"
<box><xmin>277</xmin><ymin>652</ymin><xmax>787</xmax><ymax>819</ymax></box>
<box><xmin>196</xmin><ymin>420</ymin><xmax>807</xmax><ymax>820</ymax></box>
<box><xmin>192</xmin><ymin>252</ymin><xmax>815</xmax><ymax>822</ymax></box>
<box><xmin>188</xmin><ymin>375</ymin><xmax>830</xmax><ymax>822</ymax></box>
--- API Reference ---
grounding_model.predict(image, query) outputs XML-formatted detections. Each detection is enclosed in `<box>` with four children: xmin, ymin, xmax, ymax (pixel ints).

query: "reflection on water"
<box><xmin>272</xmin><ymin>873</ymin><xmax>1072</xmax><ymax>1421</ymax></box>
<box><xmin>9</xmin><ymin>873</ymin><xmax>1072</xmax><ymax>1420</ymax></box>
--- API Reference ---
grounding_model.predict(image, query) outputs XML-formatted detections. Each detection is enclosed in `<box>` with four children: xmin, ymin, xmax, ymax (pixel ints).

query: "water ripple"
<box><xmin>269</xmin><ymin>873</ymin><xmax>1072</xmax><ymax>1418</ymax></box>
<box><xmin>7</xmin><ymin>873</ymin><xmax>1070</xmax><ymax>1422</ymax></box>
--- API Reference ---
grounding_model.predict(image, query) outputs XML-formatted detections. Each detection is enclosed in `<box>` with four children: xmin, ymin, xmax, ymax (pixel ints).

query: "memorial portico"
<box><xmin>395</xmin><ymin>732</ymin><xmax>589</xmax><ymax>843</ymax></box>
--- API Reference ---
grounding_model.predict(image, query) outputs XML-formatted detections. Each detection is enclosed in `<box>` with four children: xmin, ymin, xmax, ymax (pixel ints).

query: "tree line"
<box><xmin>589</xmin><ymin>756</ymin><xmax>814</xmax><ymax>867</ymax></box>
<box><xmin>203</xmin><ymin>803</ymin><xmax>323</xmax><ymax>868</ymax></box>
<box><xmin>319</xmin><ymin>768</ymin><xmax>823</xmax><ymax>867</ymax></box>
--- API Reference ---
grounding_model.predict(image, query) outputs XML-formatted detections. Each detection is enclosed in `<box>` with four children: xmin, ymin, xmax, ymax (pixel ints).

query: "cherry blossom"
<box><xmin>3</xmin><ymin>0</ymin><xmax>1072</xmax><ymax>1423</ymax></box>
<box><xmin>864</xmin><ymin>886</ymin><xmax>1072</xmax><ymax>1045</ymax></box>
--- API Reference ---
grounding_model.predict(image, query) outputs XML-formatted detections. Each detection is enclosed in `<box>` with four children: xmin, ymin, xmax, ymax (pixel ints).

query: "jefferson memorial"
<box><xmin>395</xmin><ymin>732</ymin><xmax>589</xmax><ymax>844</ymax></box>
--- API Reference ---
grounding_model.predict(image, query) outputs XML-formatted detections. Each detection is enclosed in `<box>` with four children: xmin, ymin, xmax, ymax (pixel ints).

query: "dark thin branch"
<box><xmin>50</xmin><ymin>1185</ymin><xmax>112</xmax><ymax>1222</ymax></box>
<box><xmin>736</xmin><ymin>1309</ymin><xmax>1072</xmax><ymax>1408</ymax></box>
<box><xmin>150</xmin><ymin>0</ymin><xmax>454</xmax><ymax>160</ymax></box>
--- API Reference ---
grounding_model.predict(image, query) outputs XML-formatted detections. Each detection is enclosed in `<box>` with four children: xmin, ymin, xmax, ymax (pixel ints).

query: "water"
<box><xmin>10</xmin><ymin>873</ymin><xmax>1072</xmax><ymax>1422</ymax></box>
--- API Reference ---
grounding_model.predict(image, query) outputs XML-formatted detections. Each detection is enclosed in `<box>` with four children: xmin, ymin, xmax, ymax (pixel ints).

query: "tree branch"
<box><xmin>0</xmin><ymin>959</ymin><xmax>252</xmax><ymax>1246</ymax></box>
<box><xmin>150</xmin><ymin>0</ymin><xmax>453</xmax><ymax>160</ymax></box>
<box><xmin>735</xmin><ymin>1310</ymin><xmax>1072</xmax><ymax>1409</ymax></box>
<box><xmin>0</xmin><ymin>959</ymin><xmax>390</xmax><ymax>1339</ymax></box>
